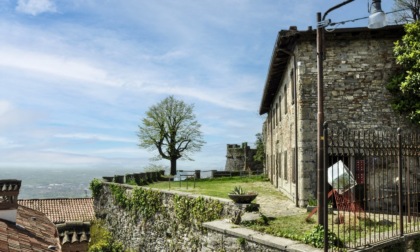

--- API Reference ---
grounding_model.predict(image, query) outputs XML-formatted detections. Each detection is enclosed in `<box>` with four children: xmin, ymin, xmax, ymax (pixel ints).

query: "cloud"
<box><xmin>0</xmin><ymin>149</ymin><xmax>118</xmax><ymax>167</ymax></box>
<box><xmin>16</xmin><ymin>0</ymin><xmax>57</xmax><ymax>16</ymax></box>
<box><xmin>0</xmin><ymin>46</ymin><xmax>119</xmax><ymax>87</ymax></box>
<box><xmin>91</xmin><ymin>147</ymin><xmax>143</xmax><ymax>155</ymax></box>
<box><xmin>0</xmin><ymin>137</ymin><xmax>22</xmax><ymax>149</ymax></box>
<box><xmin>135</xmin><ymin>84</ymin><xmax>253</xmax><ymax>111</ymax></box>
<box><xmin>0</xmin><ymin>100</ymin><xmax>40</xmax><ymax>131</ymax></box>
<box><xmin>0</xmin><ymin>13</ymin><xmax>261</xmax><ymax>111</ymax></box>
<box><xmin>54</xmin><ymin>133</ymin><xmax>137</xmax><ymax>144</ymax></box>
<box><xmin>0</xmin><ymin>100</ymin><xmax>12</xmax><ymax>115</ymax></box>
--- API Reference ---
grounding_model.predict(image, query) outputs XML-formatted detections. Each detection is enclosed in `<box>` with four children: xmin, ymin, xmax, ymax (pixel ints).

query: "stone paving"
<box><xmin>255</xmin><ymin>193</ymin><xmax>307</xmax><ymax>217</ymax></box>
<box><xmin>246</xmin><ymin>181</ymin><xmax>307</xmax><ymax>217</ymax></box>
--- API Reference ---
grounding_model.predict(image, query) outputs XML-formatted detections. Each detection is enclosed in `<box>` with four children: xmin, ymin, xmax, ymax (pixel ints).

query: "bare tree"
<box><xmin>393</xmin><ymin>0</ymin><xmax>420</xmax><ymax>23</ymax></box>
<box><xmin>138</xmin><ymin>96</ymin><xmax>205</xmax><ymax>175</ymax></box>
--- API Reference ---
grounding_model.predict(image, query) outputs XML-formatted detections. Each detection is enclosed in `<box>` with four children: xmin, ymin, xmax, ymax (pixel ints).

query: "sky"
<box><xmin>0</xmin><ymin>0</ymin><xmax>397</xmax><ymax>172</ymax></box>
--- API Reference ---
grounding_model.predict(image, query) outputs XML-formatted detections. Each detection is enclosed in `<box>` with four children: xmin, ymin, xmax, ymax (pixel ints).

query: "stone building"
<box><xmin>259</xmin><ymin>25</ymin><xmax>416</xmax><ymax>207</ymax></box>
<box><xmin>225</xmin><ymin>142</ymin><xmax>262</xmax><ymax>172</ymax></box>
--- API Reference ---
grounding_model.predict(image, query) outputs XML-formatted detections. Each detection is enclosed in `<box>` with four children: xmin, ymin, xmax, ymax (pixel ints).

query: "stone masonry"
<box><xmin>94</xmin><ymin>182</ymin><xmax>320</xmax><ymax>252</ymax></box>
<box><xmin>225</xmin><ymin>142</ymin><xmax>263</xmax><ymax>172</ymax></box>
<box><xmin>259</xmin><ymin>25</ymin><xmax>418</xmax><ymax>207</ymax></box>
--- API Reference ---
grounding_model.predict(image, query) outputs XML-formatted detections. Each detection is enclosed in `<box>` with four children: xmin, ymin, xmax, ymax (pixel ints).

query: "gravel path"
<box><xmin>256</xmin><ymin>195</ymin><xmax>306</xmax><ymax>217</ymax></box>
<box><xmin>248</xmin><ymin>182</ymin><xmax>307</xmax><ymax>217</ymax></box>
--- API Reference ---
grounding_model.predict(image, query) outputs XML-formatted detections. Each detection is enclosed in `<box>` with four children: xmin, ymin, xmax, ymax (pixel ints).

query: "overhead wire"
<box><xmin>325</xmin><ymin>8</ymin><xmax>411</xmax><ymax>32</ymax></box>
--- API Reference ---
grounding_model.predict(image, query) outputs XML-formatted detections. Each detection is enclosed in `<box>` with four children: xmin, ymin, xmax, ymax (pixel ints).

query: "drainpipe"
<box><xmin>279</xmin><ymin>49</ymin><xmax>299</xmax><ymax>207</ymax></box>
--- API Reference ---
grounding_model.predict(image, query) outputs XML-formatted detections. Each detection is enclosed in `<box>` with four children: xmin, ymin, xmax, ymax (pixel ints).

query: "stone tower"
<box><xmin>225</xmin><ymin>142</ymin><xmax>262</xmax><ymax>172</ymax></box>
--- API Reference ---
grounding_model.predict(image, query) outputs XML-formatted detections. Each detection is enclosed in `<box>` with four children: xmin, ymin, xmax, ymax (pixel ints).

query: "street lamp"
<box><xmin>369</xmin><ymin>0</ymin><xmax>387</xmax><ymax>29</ymax></box>
<box><xmin>316</xmin><ymin>0</ymin><xmax>386</xmax><ymax>249</ymax></box>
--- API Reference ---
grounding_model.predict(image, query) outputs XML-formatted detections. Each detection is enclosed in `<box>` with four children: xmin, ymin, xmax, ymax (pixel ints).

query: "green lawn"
<box><xmin>242</xmin><ymin>213</ymin><xmax>316</xmax><ymax>242</ymax></box>
<box><xmin>147</xmin><ymin>175</ymin><xmax>283</xmax><ymax>199</ymax></box>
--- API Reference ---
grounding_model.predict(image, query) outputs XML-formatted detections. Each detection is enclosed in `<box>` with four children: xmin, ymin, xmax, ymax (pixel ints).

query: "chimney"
<box><xmin>0</xmin><ymin>180</ymin><xmax>21</xmax><ymax>223</ymax></box>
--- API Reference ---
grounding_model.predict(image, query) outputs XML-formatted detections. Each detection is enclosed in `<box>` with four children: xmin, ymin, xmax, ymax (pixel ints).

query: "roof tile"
<box><xmin>18</xmin><ymin>198</ymin><xmax>95</xmax><ymax>224</ymax></box>
<box><xmin>19</xmin><ymin>198</ymin><xmax>94</xmax><ymax>248</ymax></box>
<box><xmin>0</xmin><ymin>205</ymin><xmax>61</xmax><ymax>251</ymax></box>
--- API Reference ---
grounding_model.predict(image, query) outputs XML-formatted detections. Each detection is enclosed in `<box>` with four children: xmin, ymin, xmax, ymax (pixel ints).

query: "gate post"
<box><xmin>398</xmin><ymin>128</ymin><xmax>403</xmax><ymax>236</ymax></box>
<box><xmin>323</xmin><ymin>122</ymin><xmax>329</xmax><ymax>251</ymax></box>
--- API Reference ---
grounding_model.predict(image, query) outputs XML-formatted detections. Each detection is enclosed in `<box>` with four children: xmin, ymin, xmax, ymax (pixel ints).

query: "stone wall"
<box><xmin>94</xmin><ymin>183</ymin><xmax>230</xmax><ymax>251</ymax></box>
<box><xmin>94</xmin><ymin>182</ymin><xmax>308</xmax><ymax>251</ymax></box>
<box><xmin>225</xmin><ymin>142</ymin><xmax>263</xmax><ymax>172</ymax></box>
<box><xmin>202</xmin><ymin>220</ymin><xmax>318</xmax><ymax>252</ymax></box>
<box><xmin>93</xmin><ymin>182</ymin><xmax>420</xmax><ymax>251</ymax></box>
<box><xmin>94</xmin><ymin>182</ymin><xmax>320</xmax><ymax>252</ymax></box>
<box><xmin>263</xmin><ymin>26</ymin><xmax>418</xmax><ymax>207</ymax></box>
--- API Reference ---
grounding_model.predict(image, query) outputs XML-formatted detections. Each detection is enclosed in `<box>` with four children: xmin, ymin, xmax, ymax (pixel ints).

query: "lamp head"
<box><xmin>368</xmin><ymin>0</ymin><xmax>386</xmax><ymax>29</ymax></box>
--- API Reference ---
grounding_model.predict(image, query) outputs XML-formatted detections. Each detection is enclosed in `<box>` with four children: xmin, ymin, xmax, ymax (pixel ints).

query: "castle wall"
<box><xmin>225</xmin><ymin>142</ymin><xmax>262</xmax><ymax>172</ymax></box>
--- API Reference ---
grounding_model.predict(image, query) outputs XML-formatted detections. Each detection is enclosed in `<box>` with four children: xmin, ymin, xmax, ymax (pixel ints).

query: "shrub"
<box><xmin>88</xmin><ymin>220</ymin><xmax>125</xmax><ymax>252</ymax></box>
<box><xmin>303</xmin><ymin>225</ymin><xmax>343</xmax><ymax>249</ymax></box>
<box><xmin>89</xmin><ymin>178</ymin><xmax>103</xmax><ymax>198</ymax></box>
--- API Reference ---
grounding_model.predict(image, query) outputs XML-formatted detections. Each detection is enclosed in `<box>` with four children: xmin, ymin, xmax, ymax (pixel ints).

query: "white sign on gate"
<box><xmin>327</xmin><ymin>160</ymin><xmax>357</xmax><ymax>194</ymax></box>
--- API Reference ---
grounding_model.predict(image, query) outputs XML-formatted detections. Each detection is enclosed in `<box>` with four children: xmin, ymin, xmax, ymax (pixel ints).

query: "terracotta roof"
<box><xmin>0</xmin><ymin>205</ymin><xmax>61</xmax><ymax>251</ymax></box>
<box><xmin>18</xmin><ymin>198</ymin><xmax>95</xmax><ymax>224</ymax></box>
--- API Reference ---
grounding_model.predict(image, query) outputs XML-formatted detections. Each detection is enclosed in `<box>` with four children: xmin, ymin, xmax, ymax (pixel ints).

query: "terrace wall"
<box><xmin>93</xmin><ymin>182</ymin><xmax>317</xmax><ymax>251</ymax></box>
<box><xmin>93</xmin><ymin>182</ymin><xmax>420</xmax><ymax>251</ymax></box>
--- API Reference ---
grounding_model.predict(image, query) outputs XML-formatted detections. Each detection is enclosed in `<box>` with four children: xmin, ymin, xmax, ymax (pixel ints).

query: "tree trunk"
<box><xmin>170</xmin><ymin>158</ymin><xmax>177</xmax><ymax>175</ymax></box>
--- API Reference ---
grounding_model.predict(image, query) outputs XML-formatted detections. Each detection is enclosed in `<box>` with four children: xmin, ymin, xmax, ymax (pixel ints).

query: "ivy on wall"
<box><xmin>130</xmin><ymin>187</ymin><xmax>163</xmax><ymax>220</ymax></box>
<box><xmin>108</xmin><ymin>184</ymin><xmax>164</xmax><ymax>221</ymax></box>
<box><xmin>92</xmin><ymin>180</ymin><xmax>227</xmax><ymax>251</ymax></box>
<box><xmin>88</xmin><ymin>220</ymin><xmax>125</xmax><ymax>252</ymax></box>
<box><xmin>173</xmin><ymin>194</ymin><xmax>224</xmax><ymax>227</ymax></box>
<box><xmin>105</xmin><ymin>182</ymin><xmax>224</xmax><ymax>227</ymax></box>
<box><xmin>89</xmin><ymin>178</ymin><xmax>104</xmax><ymax>198</ymax></box>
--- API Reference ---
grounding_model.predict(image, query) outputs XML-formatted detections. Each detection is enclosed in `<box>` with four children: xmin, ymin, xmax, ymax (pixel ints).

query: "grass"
<box><xmin>147</xmin><ymin>175</ymin><xmax>286</xmax><ymax>200</ymax></box>
<box><xmin>242</xmin><ymin>213</ymin><xmax>316</xmax><ymax>242</ymax></box>
<box><xmin>146</xmin><ymin>175</ymin><xmax>315</xmax><ymax>242</ymax></box>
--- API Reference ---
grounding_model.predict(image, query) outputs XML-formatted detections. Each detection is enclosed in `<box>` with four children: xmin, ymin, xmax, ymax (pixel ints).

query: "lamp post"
<box><xmin>316</xmin><ymin>0</ymin><xmax>386</xmax><ymax>249</ymax></box>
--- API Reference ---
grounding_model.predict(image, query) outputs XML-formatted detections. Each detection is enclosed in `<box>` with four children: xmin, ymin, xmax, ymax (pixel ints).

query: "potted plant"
<box><xmin>307</xmin><ymin>197</ymin><xmax>317</xmax><ymax>212</ymax></box>
<box><xmin>228</xmin><ymin>186</ymin><xmax>258</xmax><ymax>204</ymax></box>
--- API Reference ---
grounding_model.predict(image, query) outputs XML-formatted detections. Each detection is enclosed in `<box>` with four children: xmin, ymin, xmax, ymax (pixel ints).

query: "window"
<box><xmin>267</xmin><ymin>154</ymin><xmax>271</xmax><ymax>182</ymax></box>
<box><xmin>284</xmin><ymin>85</ymin><xmax>288</xmax><ymax>114</ymax></box>
<box><xmin>284</xmin><ymin>151</ymin><xmax>288</xmax><ymax>180</ymax></box>
<box><xmin>290</xmin><ymin>69</ymin><xmax>295</xmax><ymax>105</ymax></box>
<box><xmin>272</xmin><ymin>108</ymin><xmax>276</xmax><ymax>127</ymax></box>
<box><xmin>292</xmin><ymin>148</ymin><xmax>296</xmax><ymax>183</ymax></box>
<box><xmin>275</xmin><ymin>103</ymin><xmax>278</xmax><ymax>126</ymax></box>
<box><xmin>278</xmin><ymin>96</ymin><xmax>282</xmax><ymax>122</ymax></box>
<box><xmin>272</xmin><ymin>154</ymin><xmax>275</xmax><ymax>184</ymax></box>
<box><xmin>270</xmin><ymin>110</ymin><xmax>274</xmax><ymax>131</ymax></box>
<box><xmin>275</xmin><ymin>153</ymin><xmax>279</xmax><ymax>188</ymax></box>
<box><xmin>279</xmin><ymin>151</ymin><xmax>282</xmax><ymax>180</ymax></box>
